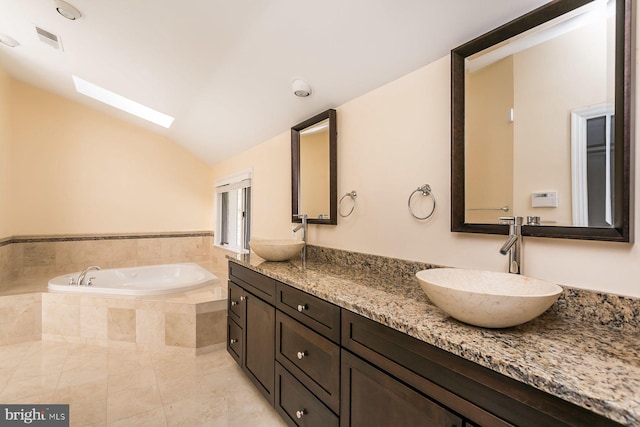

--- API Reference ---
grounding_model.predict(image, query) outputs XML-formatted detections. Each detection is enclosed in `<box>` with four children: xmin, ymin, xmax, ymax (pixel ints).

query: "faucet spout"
<box><xmin>293</xmin><ymin>214</ymin><xmax>308</xmax><ymax>267</ymax></box>
<box><xmin>499</xmin><ymin>235</ymin><xmax>518</xmax><ymax>255</ymax></box>
<box><xmin>77</xmin><ymin>265</ymin><xmax>101</xmax><ymax>286</ymax></box>
<box><xmin>498</xmin><ymin>216</ymin><xmax>523</xmax><ymax>274</ymax></box>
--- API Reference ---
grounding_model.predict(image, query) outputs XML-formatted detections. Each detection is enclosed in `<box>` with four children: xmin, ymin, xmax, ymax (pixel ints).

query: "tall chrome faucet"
<box><xmin>499</xmin><ymin>216</ymin><xmax>522</xmax><ymax>274</ymax></box>
<box><xmin>293</xmin><ymin>214</ymin><xmax>308</xmax><ymax>267</ymax></box>
<box><xmin>76</xmin><ymin>265</ymin><xmax>101</xmax><ymax>286</ymax></box>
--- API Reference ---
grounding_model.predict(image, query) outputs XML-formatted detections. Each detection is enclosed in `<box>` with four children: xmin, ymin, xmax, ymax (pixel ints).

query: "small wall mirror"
<box><xmin>452</xmin><ymin>0</ymin><xmax>632</xmax><ymax>241</ymax></box>
<box><xmin>291</xmin><ymin>109</ymin><xmax>337</xmax><ymax>225</ymax></box>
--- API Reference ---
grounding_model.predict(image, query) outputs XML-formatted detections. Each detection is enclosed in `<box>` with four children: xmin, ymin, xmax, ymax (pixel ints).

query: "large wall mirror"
<box><xmin>452</xmin><ymin>0</ymin><xmax>633</xmax><ymax>242</ymax></box>
<box><xmin>291</xmin><ymin>109</ymin><xmax>337</xmax><ymax>225</ymax></box>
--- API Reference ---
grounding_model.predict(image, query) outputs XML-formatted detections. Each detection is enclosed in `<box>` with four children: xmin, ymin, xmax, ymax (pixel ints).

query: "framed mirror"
<box><xmin>452</xmin><ymin>0</ymin><xmax>632</xmax><ymax>242</ymax></box>
<box><xmin>291</xmin><ymin>109</ymin><xmax>337</xmax><ymax>225</ymax></box>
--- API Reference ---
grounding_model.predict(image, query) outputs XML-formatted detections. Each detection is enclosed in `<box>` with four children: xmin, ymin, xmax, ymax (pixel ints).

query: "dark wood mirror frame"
<box><xmin>451</xmin><ymin>0</ymin><xmax>633</xmax><ymax>242</ymax></box>
<box><xmin>291</xmin><ymin>108</ymin><xmax>338</xmax><ymax>225</ymax></box>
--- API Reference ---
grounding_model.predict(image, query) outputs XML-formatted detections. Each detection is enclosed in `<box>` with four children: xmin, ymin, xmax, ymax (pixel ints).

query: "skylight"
<box><xmin>72</xmin><ymin>75</ymin><xmax>174</xmax><ymax>128</ymax></box>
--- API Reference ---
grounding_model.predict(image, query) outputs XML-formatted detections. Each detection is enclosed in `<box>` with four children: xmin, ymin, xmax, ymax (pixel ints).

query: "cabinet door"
<box><xmin>341</xmin><ymin>350</ymin><xmax>464</xmax><ymax>427</ymax></box>
<box><xmin>244</xmin><ymin>292</ymin><xmax>276</xmax><ymax>405</ymax></box>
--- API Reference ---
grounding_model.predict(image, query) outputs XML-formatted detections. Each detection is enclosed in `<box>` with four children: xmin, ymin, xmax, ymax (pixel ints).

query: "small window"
<box><xmin>215</xmin><ymin>172</ymin><xmax>251</xmax><ymax>253</ymax></box>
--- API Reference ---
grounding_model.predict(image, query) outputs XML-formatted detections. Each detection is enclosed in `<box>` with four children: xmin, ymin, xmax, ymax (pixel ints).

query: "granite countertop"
<box><xmin>228</xmin><ymin>253</ymin><xmax>640</xmax><ymax>426</ymax></box>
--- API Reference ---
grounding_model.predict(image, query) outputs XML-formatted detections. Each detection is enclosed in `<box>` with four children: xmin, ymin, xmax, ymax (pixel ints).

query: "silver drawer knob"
<box><xmin>297</xmin><ymin>304</ymin><xmax>307</xmax><ymax>312</ymax></box>
<box><xmin>297</xmin><ymin>351</ymin><xmax>307</xmax><ymax>360</ymax></box>
<box><xmin>231</xmin><ymin>301</ymin><xmax>238</xmax><ymax>306</ymax></box>
<box><xmin>296</xmin><ymin>409</ymin><xmax>306</xmax><ymax>419</ymax></box>
<box><xmin>230</xmin><ymin>339</ymin><xmax>238</xmax><ymax>344</ymax></box>
<box><xmin>240</xmin><ymin>296</ymin><xmax>247</xmax><ymax>301</ymax></box>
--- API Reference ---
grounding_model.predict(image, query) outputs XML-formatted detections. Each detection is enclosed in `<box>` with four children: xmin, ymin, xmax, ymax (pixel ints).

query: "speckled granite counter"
<box><xmin>228</xmin><ymin>247</ymin><xmax>640</xmax><ymax>426</ymax></box>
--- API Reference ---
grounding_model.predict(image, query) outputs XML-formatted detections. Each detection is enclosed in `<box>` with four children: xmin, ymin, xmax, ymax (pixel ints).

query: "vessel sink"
<box><xmin>415</xmin><ymin>268</ymin><xmax>562</xmax><ymax>328</ymax></box>
<box><xmin>249</xmin><ymin>238</ymin><xmax>304</xmax><ymax>262</ymax></box>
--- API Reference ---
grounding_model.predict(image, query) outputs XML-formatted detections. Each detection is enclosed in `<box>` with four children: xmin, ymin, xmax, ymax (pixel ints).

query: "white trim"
<box><xmin>214</xmin><ymin>168</ymin><xmax>253</xmax><ymax>187</ymax></box>
<box><xmin>213</xmin><ymin>243</ymin><xmax>249</xmax><ymax>255</ymax></box>
<box><xmin>570</xmin><ymin>103</ymin><xmax>614</xmax><ymax>226</ymax></box>
<box><xmin>215</xmin><ymin>179</ymin><xmax>251</xmax><ymax>193</ymax></box>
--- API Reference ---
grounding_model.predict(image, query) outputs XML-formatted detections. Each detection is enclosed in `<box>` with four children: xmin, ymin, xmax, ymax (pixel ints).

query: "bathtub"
<box><xmin>48</xmin><ymin>263</ymin><xmax>219</xmax><ymax>296</ymax></box>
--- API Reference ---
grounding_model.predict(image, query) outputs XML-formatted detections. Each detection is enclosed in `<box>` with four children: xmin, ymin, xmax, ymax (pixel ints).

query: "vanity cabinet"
<box><xmin>227</xmin><ymin>263</ymin><xmax>623</xmax><ymax>427</ymax></box>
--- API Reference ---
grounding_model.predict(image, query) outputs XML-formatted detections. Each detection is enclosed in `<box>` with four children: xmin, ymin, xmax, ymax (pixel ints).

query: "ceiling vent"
<box><xmin>35</xmin><ymin>26</ymin><xmax>63</xmax><ymax>50</ymax></box>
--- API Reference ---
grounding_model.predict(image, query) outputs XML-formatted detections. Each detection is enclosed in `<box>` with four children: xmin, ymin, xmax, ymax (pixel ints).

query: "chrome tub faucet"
<box><xmin>76</xmin><ymin>265</ymin><xmax>101</xmax><ymax>286</ymax></box>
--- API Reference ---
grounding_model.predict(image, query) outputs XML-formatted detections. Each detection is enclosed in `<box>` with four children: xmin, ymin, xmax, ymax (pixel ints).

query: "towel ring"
<box><xmin>339</xmin><ymin>191</ymin><xmax>358</xmax><ymax>217</ymax></box>
<box><xmin>408</xmin><ymin>184</ymin><xmax>436</xmax><ymax>220</ymax></box>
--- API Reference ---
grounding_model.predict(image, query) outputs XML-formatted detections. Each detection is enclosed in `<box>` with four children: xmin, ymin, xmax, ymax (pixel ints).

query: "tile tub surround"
<box><xmin>229</xmin><ymin>247</ymin><xmax>640</xmax><ymax>425</ymax></box>
<box><xmin>0</xmin><ymin>232</ymin><xmax>215</xmax><ymax>283</ymax></box>
<box><xmin>41</xmin><ymin>277</ymin><xmax>226</xmax><ymax>350</ymax></box>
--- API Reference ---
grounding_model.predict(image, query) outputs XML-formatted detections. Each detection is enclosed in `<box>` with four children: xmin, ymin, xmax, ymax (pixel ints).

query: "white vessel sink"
<box><xmin>249</xmin><ymin>238</ymin><xmax>304</xmax><ymax>262</ymax></box>
<box><xmin>415</xmin><ymin>268</ymin><xmax>562</xmax><ymax>328</ymax></box>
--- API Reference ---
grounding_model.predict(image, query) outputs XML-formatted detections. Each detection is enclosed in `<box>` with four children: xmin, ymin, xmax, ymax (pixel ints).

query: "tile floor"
<box><xmin>0</xmin><ymin>341</ymin><xmax>287</xmax><ymax>426</ymax></box>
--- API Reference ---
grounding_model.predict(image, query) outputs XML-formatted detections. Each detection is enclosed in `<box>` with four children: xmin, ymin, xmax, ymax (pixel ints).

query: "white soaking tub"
<box><xmin>48</xmin><ymin>263</ymin><xmax>219</xmax><ymax>296</ymax></box>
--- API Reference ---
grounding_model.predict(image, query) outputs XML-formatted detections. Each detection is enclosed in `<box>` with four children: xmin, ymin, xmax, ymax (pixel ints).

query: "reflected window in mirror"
<box><xmin>291</xmin><ymin>109</ymin><xmax>337</xmax><ymax>225</ymax></box>
<box><xmin>452</xmin><ymin>0</ymin><xmax>632</xmax><ymax>242</ymax></box>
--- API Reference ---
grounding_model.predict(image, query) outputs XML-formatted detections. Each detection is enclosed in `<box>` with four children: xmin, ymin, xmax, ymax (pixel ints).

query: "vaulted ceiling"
<box><xmin>0</xmin><ymin>0</ymin><xmax>549</xmax><ymax>164</ymax></box>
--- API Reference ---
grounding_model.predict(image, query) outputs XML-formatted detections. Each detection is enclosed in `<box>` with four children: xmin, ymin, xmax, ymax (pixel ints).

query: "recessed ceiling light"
<box><xmin>292</xmin><ymin>79</ymin><xmax>312</xmax><ymax>97</ymax></box>
<box><xmin>72</xmin><ymin>76</ymin><xmax>175</xmax><ymax>128</ymax></box>
<box><xmin>0</xmin><ymin>33</ymin><xmax>19</xmax><ymax>48</ymax></box>
<box><xmin>54</xmin><ymin>0</ymin><xmax>82</xmax><ymax>20</ymax></box>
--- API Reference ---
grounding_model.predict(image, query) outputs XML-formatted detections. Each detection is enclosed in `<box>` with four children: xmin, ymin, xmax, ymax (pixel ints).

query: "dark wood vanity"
<box><xmin>227</xmin><ymin>261</ymin><xmax>623</xmax><ymax>427</ymax></box>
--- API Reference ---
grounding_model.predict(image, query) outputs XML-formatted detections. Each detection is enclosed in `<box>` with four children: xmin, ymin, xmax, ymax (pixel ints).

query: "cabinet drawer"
<box><xmin>276</xmin><ymin>311</ymin><xmax>340</xmax><ymax>413</ymax></box>
<box><xmin>277</xmin><ymin>282</ymin><xmax>341</xmax><ymax>343</ymax></box>
<box><xmin>229</xmin><ymin>262</ymin><xmax>276</xmax><ymax>304</ymax></box>
<box><xmin>226</xmin><ymin>317</ymin><xmax>243</xmax><ymax>366</ymax></box>
<box><xmin>275</xmin><ymin>362</ymin><xmax>339</xmax><ymax>427</ymax></box>
<box><xmin>227</xmin><ymin>281</ymin><xmax>246</xmax><ymax>326</ymax></box>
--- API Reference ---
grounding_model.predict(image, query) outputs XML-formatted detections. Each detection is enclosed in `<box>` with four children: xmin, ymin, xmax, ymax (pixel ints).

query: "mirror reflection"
<box><xmin>299</xmin><ymin>119</ymin><xmax>331</xmax><ymax>219</ymax></box>
<box><xmin>291</xmin><ymin>109</ymin><xmax>337</xmax><ymax>225</ymax></box>
<box><xmin>464</xmin><ymin>0</ymin><xmax>616</xmax><ymax>227</ymax></box>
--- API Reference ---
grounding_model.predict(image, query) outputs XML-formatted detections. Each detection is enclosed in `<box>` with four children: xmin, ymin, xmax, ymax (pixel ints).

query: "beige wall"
<box><xmin>213</xmin><ymin>133</ymin><xmax>292</xmax><ymax>241</ymax></box>
<box><xmin>212</xmin><ymin>14</ymin><xmax>640</xmax><ymax>298</ymax></box>
<box><xmin>4</xmin><ymin>77</ymin><xmax>213</xmax><ymax>236</ymax></box>
<box><xmin>0</xmin><ymin>67</ymin><xmax>12</xmax><ymax>238</ymax></box>
<box><xmin>465</xmin><ymin>57</ymin><xmax>514</xmax><ymax>224</ymax></box>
